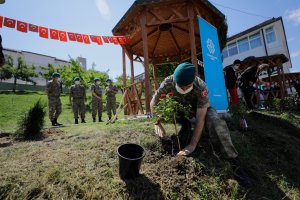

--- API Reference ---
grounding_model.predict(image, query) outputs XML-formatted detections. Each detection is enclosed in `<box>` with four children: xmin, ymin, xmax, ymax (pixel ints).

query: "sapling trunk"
<box><xmin>173</xmin><ymin>113</ymin><xmax>181</xmax><ymax>151</ymax></box>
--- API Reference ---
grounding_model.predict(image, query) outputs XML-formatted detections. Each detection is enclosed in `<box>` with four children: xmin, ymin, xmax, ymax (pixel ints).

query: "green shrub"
<box><xmin>269</xmin><ymin>98</ymin><xmax>281</xmax><ymax>113</ymax></box>
<box><xmin>15</xmin><ymin>99</ymin><xmax>47</xmax><ymax>140</ymax></box>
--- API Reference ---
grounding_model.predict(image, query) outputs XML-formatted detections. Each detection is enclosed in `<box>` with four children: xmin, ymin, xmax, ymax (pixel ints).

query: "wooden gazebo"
<box><xmin>112</xmin><ymin>0</ymin><xmax>226</xmax><ymax>114</ymax></box>
<box><xmin>239</xmin><ymin>54</ymin><xmax>289</xmax><ymax>99</ymax></box>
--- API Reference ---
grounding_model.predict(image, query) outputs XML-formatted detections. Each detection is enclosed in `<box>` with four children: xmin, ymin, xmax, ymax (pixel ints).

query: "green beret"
<box><xmin>173</xmin><ymin>62</ymin><xmax>195</xmax><ymax>86</ymax></box>
<box><xmin>94</xmin><ymin>77</ymin><xmax>100</xmax><ymax>82</ymax></box>
<box><xmin>106</xmin><ymin>79</ymin><xmax>112</xmax><ymax>82</ymax></box>
<box><xmin>52</xmin><ymin>72</ymin><xmax>60</xmax><ymax>78</ymax></box>
<box><xmin>73</xmin><ymin>77</ymin><xmax>80</xmax><ymax>81</ymax></box>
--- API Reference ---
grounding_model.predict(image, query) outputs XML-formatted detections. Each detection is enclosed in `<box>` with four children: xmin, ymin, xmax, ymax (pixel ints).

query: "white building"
<box><xmin>2</xmin><ymin>48</ymin><xmax>70</xmax><ymax>86</ymax></box>
<box><xmin>222</xmin><ymin>17</ymin><xmax>292</xmax><ymax>73</ymax></box>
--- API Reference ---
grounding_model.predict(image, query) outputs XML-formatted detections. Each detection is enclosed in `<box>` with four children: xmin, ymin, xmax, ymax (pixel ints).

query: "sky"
<box><xmin>0</xmin><ymin>0</ymin><xmax>300</xmax><ymax>80</ymax></box>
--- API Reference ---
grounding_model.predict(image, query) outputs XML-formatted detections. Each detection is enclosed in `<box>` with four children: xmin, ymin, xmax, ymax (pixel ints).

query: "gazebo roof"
<box><xmin>112</xmin><ymin>0</ymin><xmax>226</xmax><ymax>64</ymax></box>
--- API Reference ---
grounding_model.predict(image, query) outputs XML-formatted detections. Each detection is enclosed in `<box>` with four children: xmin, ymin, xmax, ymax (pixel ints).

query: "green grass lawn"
<box><xmin>0</xmin><ymin>91</ymin><xmax>300</xmax><ymax>199</ymax></box>
<box><xmin>0</xmin><ymin>91</ymin><xmax>124</xmax><ymax>133</ymax></box>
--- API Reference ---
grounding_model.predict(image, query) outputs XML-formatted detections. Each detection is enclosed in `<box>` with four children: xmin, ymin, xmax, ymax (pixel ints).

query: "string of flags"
<box><xmin>0</xmin><ymin>16</ymin><xmax>131</xmax><ymax>46</ymax></box>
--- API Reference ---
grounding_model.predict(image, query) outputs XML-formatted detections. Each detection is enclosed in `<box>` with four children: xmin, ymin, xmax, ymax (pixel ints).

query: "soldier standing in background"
<box><xmin>91</xmin><ymin>77</ymin><xmax>103</xmax><ymax>122</ymax></box>
<box><xmin>105</xmin><ymin>79</ymin><xmax>118</xmax><ymax>121</ymax></box>
<box><xmin>45</xmin><ymin>72</ymin><xmax>63</xmax><ymax>126</ymax></box>
<box><xmin>69</xmin><ymin>77</ymin><xmax>86</xmax><ymax>124</ymax></box>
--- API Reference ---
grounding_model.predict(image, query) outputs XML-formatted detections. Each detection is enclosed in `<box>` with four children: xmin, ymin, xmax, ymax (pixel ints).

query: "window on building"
<box><xmin>249</xmin><ymin>32</ymin><xmax>262</xmax><ymax>49</ymax></box>
<box><xmin>237</xmin><ymin>37</ymin><xmax>250</xmax><ymax>53</ymax></box>
<box><xmin>265</xmin><ymin>27</ymin><xmax>276</xmax><ymax>43</ymax></box>
<box><xmin>222</xmin><ymin>47</ymin><xmax>229</xmax><ymax>58</ymax></box>
<box><xmin>228</xmin><ymin>42</ymin><xmax>238</xmax><ymax>56</ymax></box>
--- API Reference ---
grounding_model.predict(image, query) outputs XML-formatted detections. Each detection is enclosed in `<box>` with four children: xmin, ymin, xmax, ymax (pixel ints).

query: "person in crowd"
<box><xmin>69</xmin><ymin>77</ymin><xmax>86</xmax><ymax>124</ymax></box>
<box><xmin>151</xmin><ymin>62</ymin><xmax>252</xmax><ymax>187</ymax></box>
<box><xmin>45</xmin><ymin>72</ymin><xmax>63</xmax><ymax>126</ymax></box>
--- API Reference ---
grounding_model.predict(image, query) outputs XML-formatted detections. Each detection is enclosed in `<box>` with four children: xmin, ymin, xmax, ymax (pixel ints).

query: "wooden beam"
<box><xmin>187</xmin><ymin>3</ymin><xmax>198</xmax><ymax>76</ymax></box>
<box><xmin>148</xmin><ymin>9</ymin><xmax>165</xmax><ymax>21</ymax></box>
<box><xmin>147</xmin><ymin>17</ymin><xmax>189</xmax><ymax>27</ymax></box>
<box><xmin>169</xmin><ymin>30</ymin><xmax>181</xmax><ymax>53</ymax></box>
<box><xmin>152</xmin><ymin>64</ymin><xmax>159</xmax><ymax>90</ymax></box>
<box><xmin>130</xmin><ymin>53</ymin><xmax>135</xmax><ymax>84</ymax></box>
<box><xmin>152</xmin><ymin>31</ymin><xmax>161</xmax><ymax>58</ymax></box>
<box><xmin>173</xmin><ymin>24</ymin><xmax>200</xmax><ymax>38</ymax></box>
<box><xmin>131</xmin><ymin>28</ymin><xmax>158</xmax><ymax>49</ymax></box>
<box><xmin>140</xmin><ymin>12</ymin><xmax>152</xmax><ymax>115</ymax></box>
<box><xmin>122</xmin><ymin>47</ymin><xmax>127</xmax><ymax>88</ymax></box>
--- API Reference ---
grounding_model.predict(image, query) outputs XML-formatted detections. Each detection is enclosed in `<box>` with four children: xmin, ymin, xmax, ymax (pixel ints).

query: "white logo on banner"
<box><xmin>206</xmin><ymin>38</ymin><xmax>217</xmax><ymax>61</ymax></box>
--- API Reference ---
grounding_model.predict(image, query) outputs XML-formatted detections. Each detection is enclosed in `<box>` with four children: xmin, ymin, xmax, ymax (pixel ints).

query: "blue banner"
<box><xmin>198</xmin><ymin>17</ymin><xmax>228</xmax><ymax>112</ymax></box>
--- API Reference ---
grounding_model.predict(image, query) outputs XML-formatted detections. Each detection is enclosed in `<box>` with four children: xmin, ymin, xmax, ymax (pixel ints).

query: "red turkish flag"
<box><xmin>102</xmin><ymin>36</ymin><xmax>109</xmax><ymax>43</ymax></box>
<box><xmin>39</xmin><ymin>26</ymin><xmax>49</xmax><ymax>39</ymax></box>
<box><xmin>50</xmin><ymin>29</ymin><xmax>59</xmax><ymax>40</ymax></box>
<box><xmin>109</xmin><ymin>36</ymin><xmax>114</xmax><ymax>43</ymax></box>
<box><xmin>0</xmin><ymin>16</ymin><xmax>3</xmax><ymax>28</ymax></box>
<box><xmin>29</xmin><ymin>24</ymin><xmax>39</xmax><ymax>32</ymax></box>
<box><xmin>67</xmin><ymin>32</ymin><xmax>76</xmax><ymax>41</ymax></box>
<box><xmin>75</xmin><ymin>33</ymin><xmax>83</xmax><ymax>43</ymax></box>
<box><xmin>112</xmin><ymin>37</ymin><xmax>119</xmax><ymax>45</ymax></box>
<box><xmin>117</xmin><ymin>36</ymin><xmax>125</xmax><ymax>45</ymax></box>
<box><xmin>17</xmin><ymin>21</ymin><xmax>28</xmax><ymax>33</ymax></box>
<box><xmin>3</xmin><ymin>17</ymin><xmax>16</xmax><ymax>28</ymax></box>
<box><xmin>90</xmin><ymin>35</ymin><xmax>103</xmax><ymax>45</ymax></box>
<box><xmin>82</xmin><ymin>34</ymin><xmax>90</xmax><ymax>44</ymax></box>
<box><xmin>59</xmin><ymin>31</ymin><xmax>68</xmax><ymax>42</ymax></box>
<box><xmin>124</xmin><ymin>36</ymin><xmax>131</xmax><ymax>44</ymax></box>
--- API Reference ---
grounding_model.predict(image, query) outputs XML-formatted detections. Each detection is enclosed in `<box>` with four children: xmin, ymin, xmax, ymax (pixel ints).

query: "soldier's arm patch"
<box><xmin>201</xmin><ymin>89</ymin><xmax>208</xmax><ymax>97</ymax></box>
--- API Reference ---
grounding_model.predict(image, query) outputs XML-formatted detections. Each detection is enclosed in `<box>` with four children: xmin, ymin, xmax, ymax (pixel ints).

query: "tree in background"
<box><xmin>39</xmin><ymin>63</ymin><xmax>57</xmax><ymax>81</ymax></box>
<box><xmin>0</xmin><ymin>56</ymin><xmax>38</xmax><ymax>92</ymax></box>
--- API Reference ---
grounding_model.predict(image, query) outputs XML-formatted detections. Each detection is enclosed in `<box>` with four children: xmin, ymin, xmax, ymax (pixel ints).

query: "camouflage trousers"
<box><xmin>72</xmin><ymin>98</ymin><xmax>85</xmax><ymax>119</ymax></box>
<box><xmin>178</xmin><ymin>107</ymin><xmax>238</xmax><ymax>159</ymax></box>
<box><xmin>92</xmin><ymin>98</ymin><xmax>103</xmax><ymax>118</ymax></box>
<box><xmin>106</xmin><ymin>96</ymin><xmax>116</xmax><ymax>118</ymax></box>
<box><xmin>48</xmin><ymin>97</ymin><xmax>62</xmax><ymax>121</ymax></box>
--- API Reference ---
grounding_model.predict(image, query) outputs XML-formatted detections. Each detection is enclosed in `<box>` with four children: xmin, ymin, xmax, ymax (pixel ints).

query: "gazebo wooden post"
<box><xmin>152</xmin><ymin>64</ymin><xmax>159</xmax><ymax>90</ymax></box>
<box><xmin>130</xmin><ymin>53</ymin><xmax>135</xmax><ymax>84</ymax></box>
<box><xmin>187</xmin><ymin>3</ymin><xmax>198</xmax><ymax>76</ymax></box>
<box><xmin>122</xmin><ymin>47</ymin><xmax>127</xmax><ymax>88</ymax></box>
<box><xmin>141</xmin><ymin>12</ymin><xmax>152</xmax><ymax>115</ymax></box>
<box><xmin>276</xmin><ymin>59</ymin><xmax>286</xmax><ymax>99</ymax></box>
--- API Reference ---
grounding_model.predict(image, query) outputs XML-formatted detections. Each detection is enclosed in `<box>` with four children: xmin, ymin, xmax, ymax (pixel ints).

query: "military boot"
<box><xmin>75</xmin><ymin>119</ymin><xmax>78</xmax><ymax>124</ymax></box>
<box><xmin>81</xmin><ymin>119</ymin><xmax>86</xmax><ymax>123</ymax></box>
<box><xmin>51</xmin><ymin>120</ymin><xmax>56</xmax><ymax>126</ymax></box>
<box><xmin>229</xmin><ymin>157</ymin><xmax>252</xmax><ymax>187</ymax></box>
<box><xmin>99</xmin><ymin>117</ymin><xmax>103</xmax><ymax>122</ymax></box>
<box><xmin>93</xmin><ymin>117</ymin><xmax>96</xmax><ymax>123</ymax></box>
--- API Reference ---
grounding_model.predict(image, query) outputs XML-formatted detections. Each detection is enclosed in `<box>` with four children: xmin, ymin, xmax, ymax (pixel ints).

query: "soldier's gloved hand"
<box><xmin>154</xmin><ymin>123</ymin><xmax>166</xmax><ymax>138</ymax></box>
<box><xmin>177</xmin><ymin>144</ymin><xmax>196</xmax><ymax>156</ymax></box>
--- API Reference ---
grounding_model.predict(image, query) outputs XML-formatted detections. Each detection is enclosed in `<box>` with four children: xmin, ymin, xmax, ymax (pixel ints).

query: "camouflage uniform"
<box><xmin>70</xmin><ymin>84</ymin><xmax>86</xmax><ymax>120</ymax></box>
<box><xmin>91</xmin><ymin>83</ymin><xmax>103</xmax><ymax>119</ymax></box>
<box><xmin>105</xmin><ymin>85</ymin><xmax>118</xmax><ymax>119</ymax></box>
<box><xmin>153</xmin><ymin>75</ymin><xmax>238</xmax><ymax>159</ymax></box>
<box><xmin>46</xmin><ymin>80</ymin><xmax>62</xmax><ymax>122</ymax></box>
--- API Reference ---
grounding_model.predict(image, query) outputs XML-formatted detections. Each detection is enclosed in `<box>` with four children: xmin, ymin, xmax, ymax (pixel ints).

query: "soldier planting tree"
<box><xmin>105</xmin><ymin>79</ymin><xmax>118</xmax><ymax>121</ymax></box>
<box><xmin>151</xmin><ymin>62</ymin><xmax>252</xmax><ymax>187</ymax></box>
<box><xmin>69</xmin><ymin>77</ymin><xmax>87</xmax><ymax>124</ymax></box>
<box><xmin>91</xmin><ymin>77</ymin><xmax>103</xmax><ymax>122</ymax></box>
<box><xmin>45</xmin><ymin>72</ymin><xmax>63</xmax><ymax>126</ymax></box>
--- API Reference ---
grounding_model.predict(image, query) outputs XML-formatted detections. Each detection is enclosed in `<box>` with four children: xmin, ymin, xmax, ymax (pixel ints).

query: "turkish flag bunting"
<box><xmin>3</xmin><ymin>17</ymin><xmax>16</xmax><ymax>28</ymax></box>
<box><xmin>50</xmin><ymin>29</ymin><xmax>59</xmax><ymax>40</ymax></box>
<box><xmin>29</xmin><ymin>24</ymin><xmax>39</xmax><ymax>32</ymax></box>
<box><xmin>59</xmin><ymin>31</ymin><xmax>68</xmax><ymax>42</ymax></box>
<box><xmin>112</xmin><ymin>37</ymin><xmax>119</xmax><ymax>45</ymax></box>
<box><xmin>82</xmin><ymin>34</ymin><xmax>90</xmax><ymax>44</ymax></box>
<box><xmin>117</xmin><ymin>36</ymin><xmax>125</xmax><ymax>45</ymax></box>
<box><xmin>67</xmin><ymin>32</ymin><xmax>76</xmax><ymax>41</ymax></box>
<box><xmin>0</xmin><ymin>16</ymin><xmax>3</xmax><ymax>28</ymax></box>
<box><xmin>17</xmin><ymin>21</ymin><xmax>28</xmax><ymax>33</ymax></box>
<box><xmin>109</xmin><ymin>36</ymin><xmax>114</xmax><ymax>43</ymax></box>
<box><xmin>102</xmin><ymin>36</ymin><xmax>109</xmax><ymax>43</ymax></box>
<box><xmin>39</xmin><ymin>26</ymin><xmax>49</xmax><ymax>39</ymax></box>
<box><xmin>124</xmin><ymin>36</ymin><xmax>131</xmax><ymax>44</ymax></box>
<box><xmin>75</xmin><ymin>33</ymin><xmax>83</xmax><ymax>43</ymax></box>
<box><xmin>90</xmin><ymin>35</ymin><xmax>103</xmax><ymax>45</ymax></box>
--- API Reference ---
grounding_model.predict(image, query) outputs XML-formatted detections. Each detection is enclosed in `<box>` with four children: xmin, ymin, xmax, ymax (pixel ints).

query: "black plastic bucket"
<box><xmin>117</xmin><ymin>143</ymin><xmax>145</xmax><ymax>180</ymax></box>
